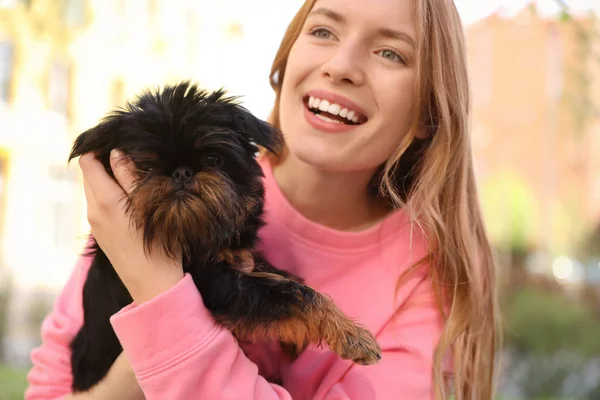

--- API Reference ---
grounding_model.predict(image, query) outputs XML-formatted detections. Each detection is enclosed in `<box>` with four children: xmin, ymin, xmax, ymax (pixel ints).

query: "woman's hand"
<box><xmin>67</xmin><ymin>352</ymin><xmax>145</xmax><ymax>400</ymax></box>
<box><xmin>79</xmin><ymin>150</ymin><xmax>184</xmax><ymax>304</ymax></box>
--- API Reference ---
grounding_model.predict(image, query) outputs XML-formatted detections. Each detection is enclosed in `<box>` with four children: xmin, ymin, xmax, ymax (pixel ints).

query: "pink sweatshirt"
<box><xmin>25</xmin><ymin>159</ymin><xmax>443</xmax><ymax>400</ymax></box>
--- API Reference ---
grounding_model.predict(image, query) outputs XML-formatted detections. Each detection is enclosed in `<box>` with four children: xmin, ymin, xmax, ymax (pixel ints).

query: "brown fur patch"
<box><xmin>126</xmin><ymin>171</ymin><xmax>246</xmax><ymax>260</ymax></box>
<box><xmin>250</xmin><ymin>271</ymin><xmax>291</xmax><ymax>282</ymax></box>
<box><xmin>218</xmin><ymin>249</ymin><xmax>255</xmax><ymax>273</ymax></box>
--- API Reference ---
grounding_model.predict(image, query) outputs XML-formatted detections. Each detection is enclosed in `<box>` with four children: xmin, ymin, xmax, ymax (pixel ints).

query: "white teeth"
<box><xmin>327</xmin><ymin>103</ymin><xmax>341</xmax><ymax>115</ymax></box>
<box><xmin>315</xmin><ymin>113</ymin><xmax>342</xmax><ymax>124</ymax></box>
<box><xmin>318</xmin><ymin>100</ymin><xmax>330</xmax><ymax>112</ymax></box>
<box><xmin>308</xmin><ymin>96</ymin><xmax>363</xmax><ymax>124</ymax></box>
<box><xmin>309</xmin><ymin>96</ymin><xmax>321</xmax><ymax>109</ymax></box>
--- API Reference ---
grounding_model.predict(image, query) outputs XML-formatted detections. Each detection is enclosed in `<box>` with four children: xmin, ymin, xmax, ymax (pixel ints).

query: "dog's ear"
<box><xmin>68</xmin><ymin>117</ymin><xmax>121</xmax><ymax>164</ymax></box>
<box><xmin>235</xmin><ymin>108</ymin><xmax>284</xmax><ymax>155</ymax></box>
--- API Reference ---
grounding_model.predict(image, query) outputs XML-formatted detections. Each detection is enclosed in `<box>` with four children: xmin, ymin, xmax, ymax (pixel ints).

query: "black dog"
<box><xmin>68</xmin><ymin>82</ymin><xmax>381</xmax><ymax>392</ymax></box>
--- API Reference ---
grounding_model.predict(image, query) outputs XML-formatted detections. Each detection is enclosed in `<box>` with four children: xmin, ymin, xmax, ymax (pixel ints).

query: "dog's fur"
<box><xmin>68</xmin><ymin>82</ymin><xmax>381</xmax><ymax>392</ymax></box>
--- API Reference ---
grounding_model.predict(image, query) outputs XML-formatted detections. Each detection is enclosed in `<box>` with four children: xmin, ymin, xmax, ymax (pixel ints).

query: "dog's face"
<box><xmin>70</xmin><ymin>82</ymin><xmax>283</xmax><ymax>262</ymax></box>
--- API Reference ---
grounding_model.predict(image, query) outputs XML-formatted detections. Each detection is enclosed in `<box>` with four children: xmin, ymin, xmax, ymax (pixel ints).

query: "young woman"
<box><xmin>25</xmin><ymin>0</ymin><xmax>499</xmax><ymax>399</ymax></box>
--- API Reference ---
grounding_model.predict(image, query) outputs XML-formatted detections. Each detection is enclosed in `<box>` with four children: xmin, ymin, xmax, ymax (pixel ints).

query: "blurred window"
<box><xmin>0</xmin><ymin>40</ymin><xmax>14</xmax><ymax>104</ymax></box>
<box><xmin>470</xmin><ymin>30</ymin><xmax>492</xmax><ymax>107</ymax></box>
<box><xmin>0</xmin><ymin>155</ymin><xmax>7</xmax><ymax>263</ymax></box>
<box><xmin>64</xmin><ymin>0</ymin><xmax>86</xmax><ymax>26</ymax></box>
<box><xmin>48</xmin><ymin>59</ymin><xmax>71</xmax><ymax>117</ymax></box>
<box><xmin>546</xmin><ymin>25</ymin><xmax>563</xmax><ymax>100</ymax></box>
<box><xmin>47</xmin><ymin>166</ymin><xmax>78</xmax><ymax>251</ymax></box>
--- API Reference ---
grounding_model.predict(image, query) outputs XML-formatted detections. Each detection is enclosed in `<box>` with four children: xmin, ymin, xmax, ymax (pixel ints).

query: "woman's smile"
<box><xmin>302</xmin><ymin>89</ymin><xmax>368</xmax><ymax>133</ymax></box>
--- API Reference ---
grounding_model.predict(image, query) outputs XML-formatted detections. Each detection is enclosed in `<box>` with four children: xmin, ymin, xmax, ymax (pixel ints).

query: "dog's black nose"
<box><xmin>172</xmin><ymin>167</ymin><xmax>194</xmax><ymax>184</ymax></box>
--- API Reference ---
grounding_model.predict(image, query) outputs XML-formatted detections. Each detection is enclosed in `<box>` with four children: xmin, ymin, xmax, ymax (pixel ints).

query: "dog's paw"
<box><xmin>326</xmin><ymin>323</ymin><xmax>382</xmax><ymax>365</ymax></box>
<box><xmin>339</xmin><ymin>325</ymin><xmax>382</xmax><ymax>365</ymax></box>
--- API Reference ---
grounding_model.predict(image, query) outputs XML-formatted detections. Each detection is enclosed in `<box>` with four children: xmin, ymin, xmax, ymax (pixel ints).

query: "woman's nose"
<box><xmin>319</xmin><ymin>44</ymin><xmax>365</xmax><ymax>86</ymax></box>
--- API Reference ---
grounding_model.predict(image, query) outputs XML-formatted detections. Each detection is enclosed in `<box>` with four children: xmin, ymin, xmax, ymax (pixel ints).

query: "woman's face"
<box><xmin>279</xmin><ymin>0</ymin><xmax>420</xmax><ymax>173</ymax></box>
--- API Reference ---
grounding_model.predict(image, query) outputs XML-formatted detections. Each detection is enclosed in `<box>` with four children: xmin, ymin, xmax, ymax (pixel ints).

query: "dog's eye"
<box><xmin>203</xmin><ymin>154</ymin><xmax>223</xmax><ymax>168</ymax></box>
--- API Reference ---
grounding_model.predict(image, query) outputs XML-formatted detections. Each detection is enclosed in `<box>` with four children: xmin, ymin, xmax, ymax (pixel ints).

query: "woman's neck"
<box><xmin>271</xmin><ymin>154</ymin><xmax>390</xmax><ymax>232</ymax></box>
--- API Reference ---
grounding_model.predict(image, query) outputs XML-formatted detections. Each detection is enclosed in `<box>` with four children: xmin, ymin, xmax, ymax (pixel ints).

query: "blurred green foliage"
<box><xmin>0</xmin><ymin>364</ymin><xmax>28</xmax><ymax>400</ymax></box>
<box><xmin>502</xmin><ymin>285</ymin><xmax>600</xmax><ymax>398</ymax></box>
<box><xmin>504</xmin><ymin>288</ymin><xmax>600</xmax><ymax>356</ymax></box>
<box><xmin>480</xmin><ymin>172</ymin><xmax>539</xmax><ymax>255</ymax></box>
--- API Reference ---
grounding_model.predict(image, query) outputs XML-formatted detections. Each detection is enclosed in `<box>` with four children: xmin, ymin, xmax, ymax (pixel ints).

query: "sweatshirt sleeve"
<box><xmin>109</xmin><ymin>273</ymin><xmax>294</xmax><ymax>400</ymax></box>
<box><xmin>110</xmin><ymin>271</ymin><xmax>445</xmax><ymax>400</ymax></box>
<box><xmin>24</xmin><ymin>253</ymin><xmax>92</xmax><ymax>400</ymax></box>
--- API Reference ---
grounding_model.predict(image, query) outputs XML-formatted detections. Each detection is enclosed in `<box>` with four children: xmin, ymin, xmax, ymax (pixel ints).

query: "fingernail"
<box><xmin>110</xmin><ymin>149</ymin><xmax>123</xmax><ymax>159</ymax></box>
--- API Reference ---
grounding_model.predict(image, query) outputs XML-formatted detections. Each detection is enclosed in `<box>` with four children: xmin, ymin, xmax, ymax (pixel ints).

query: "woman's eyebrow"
<box><xmin>377</xmin><ymin>27</ymin><xmax>415</xmax><ymax>49</ymax></box>
<box><xmin>308</xmin><ymin>7</ymin><xmax>345</xmax><ymax>23</ymax></box>
<box><xmin>308</xmin><ymin>7</ymin><xmax>416</xmax><ymax>49</ymax></box>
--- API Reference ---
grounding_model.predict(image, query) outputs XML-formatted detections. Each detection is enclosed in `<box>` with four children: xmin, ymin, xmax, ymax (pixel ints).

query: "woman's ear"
<box><xmin>415</xmin><ymin>114</ymin><xmax>437</xmax><ymax>139</ymax></box>
<box><xmin>415</xmin><ymin>126</ymin><xmax>430</xmax><ymax>140</ymax></box>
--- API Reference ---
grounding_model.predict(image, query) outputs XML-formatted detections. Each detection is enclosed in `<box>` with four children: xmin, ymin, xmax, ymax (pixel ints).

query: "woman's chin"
<box><xmin>286</xmin><ymin>143</ymin><xmax>361</xmax><ymax>173</ymax></box>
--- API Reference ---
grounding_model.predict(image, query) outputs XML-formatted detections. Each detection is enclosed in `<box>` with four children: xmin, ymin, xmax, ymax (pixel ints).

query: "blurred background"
<box><xmin>0</xmin><ymin>0</ymin><xmax>598</xmax><ymax>398</ymax></box>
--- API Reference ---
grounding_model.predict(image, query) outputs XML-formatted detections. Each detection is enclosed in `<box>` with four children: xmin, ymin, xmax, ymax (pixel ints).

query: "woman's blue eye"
<box><xmin>311</xmin><ymin>28</ymin><xmax>332</xmax><ymax>39</ymax></box>
<box><xmin>380</xmin><ymin>49</ymin><xmax>403</xmax><ymax>63</ymax></box>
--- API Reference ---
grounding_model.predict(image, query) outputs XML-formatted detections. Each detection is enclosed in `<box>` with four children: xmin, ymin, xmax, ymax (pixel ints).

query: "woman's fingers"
<box><xmin>82</xmin><ymin>172</ymin><xmax>94</xmax><ymax>204</ymax></box>
<box><xmin>110</xmin><ymin>150</ymin><xmax>138</xmax><ymax>196</ymax></box>
<box><xmin>82</xmin><ymin>176</ymin><xmax>96</xmax><ymax>218</ymax></box>
<box><xmin>79</xmin><ymin>152</ymin><xmax>126</xmax><ymax>214</ymax></box>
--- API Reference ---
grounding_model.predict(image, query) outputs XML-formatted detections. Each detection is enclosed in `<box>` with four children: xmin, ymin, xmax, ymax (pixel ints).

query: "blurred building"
<box><xmin>0</xmin><ymin>0</ymin><xmax>211</xmax><ymax>293</ymax></box>
<box><xmin>0</xmin><ymin>0</ymin><xmax>299</xmax><ymax>288</ymax></box>
<box><xmin>0</xmin><ymin>0</ymin><xmax>87</xmax><ymax>365</ymax></box>
<box><xmin>465</xmin><ymin>4</ymin><xmax>600</xmax><ymax>256</ymax></box>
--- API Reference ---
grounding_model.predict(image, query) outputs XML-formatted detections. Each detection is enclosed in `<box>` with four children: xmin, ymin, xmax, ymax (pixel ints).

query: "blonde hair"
<box><xmin>267</xmin><ymin>0</ymin><xmax>500</xmax><ymax>399</ymax></box>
